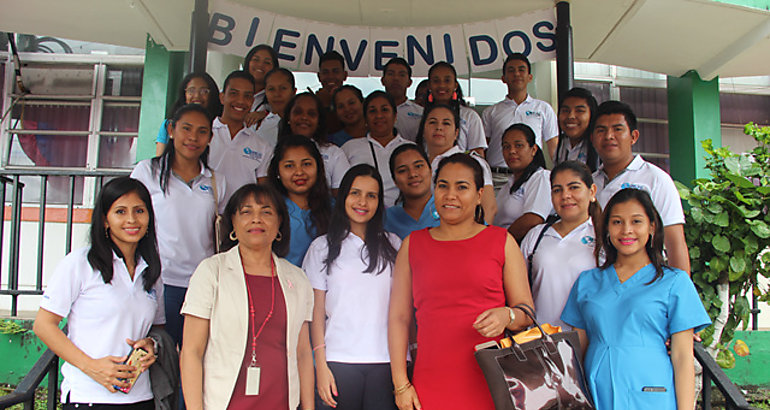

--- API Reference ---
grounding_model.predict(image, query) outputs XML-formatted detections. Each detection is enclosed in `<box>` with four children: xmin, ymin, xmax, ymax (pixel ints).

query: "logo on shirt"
<box><xmin>146</xmin><ymin>288</ymin><xmax>158</xmax><ymax>301</ymax></box>
<box><xmin>407</xmin><ymin>111</ymin><xmax>421</xmax><ymax>118</ymax></box>
<box><xmin>243</xmin><ymin>147</ymin><xmax>264</xmax><ymax>161</ymax></box>
<box><xmin>200</xmin><ymin>185</ymin><xmax>212</xmax><ymax>192</ymax></box>
<box><xmin>525</xmin><ymin>110</ymin><xmax>542</xmax><ymax>118</ymax></box>
<box><xmin>620</xmin><ymin>182</ymin><xmax>647</xmax><ymax>191</ymax></box>
<box><xmin>431</xmin><ymin>209</ymin><xmax>440</xmax><ymax>221</ymax></box>
<box><xmin>581</xmin><ymin>236</ymin><xmax>595</xmax><ymax>245</ymax></box>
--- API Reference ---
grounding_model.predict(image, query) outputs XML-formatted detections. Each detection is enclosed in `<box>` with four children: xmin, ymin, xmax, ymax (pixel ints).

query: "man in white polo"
<box><xmin>482</xmin><ymin>53</ymin><xmax>558</xmax><ymax>170</ymax></box>
<box><xmin>591</xmin><ymin>100</ymin><xmax>690</xmax><ymax>273</ymax></box>
<box><xmin>209</xmin><ymin>70</ymin><xmax>273</xmax><ymax>203</ymax></box>
<box><xmin>382</xmin><ymin>57</ymin><xmax>423</xmax><ymax>142</ymax></box>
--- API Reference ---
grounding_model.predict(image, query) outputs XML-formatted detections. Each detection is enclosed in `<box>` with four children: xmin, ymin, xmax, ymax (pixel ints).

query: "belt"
<box><xmin>490</xmin><ymin>167</ymin><xmax>514</xmax><ymax>174</ymax></box>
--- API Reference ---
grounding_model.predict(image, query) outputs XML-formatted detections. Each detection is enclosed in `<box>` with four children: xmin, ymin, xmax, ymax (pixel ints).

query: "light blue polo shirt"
<box><xmin>385</xmin><ymin>196</ymin><xmax>440</xmax><ymax>240</ymax></box>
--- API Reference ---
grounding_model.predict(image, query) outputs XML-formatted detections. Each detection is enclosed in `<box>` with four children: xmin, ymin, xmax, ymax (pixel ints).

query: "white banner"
<box><xmin>207</xmin><ymin>0</ymin><xmax>556</xmax><ymax>77</ymax></box>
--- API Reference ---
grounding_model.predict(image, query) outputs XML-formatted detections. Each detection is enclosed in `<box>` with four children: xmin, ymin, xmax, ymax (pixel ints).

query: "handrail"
<box><xmin>694</xmin><ymin>342</ymin><xmax>754</xmax><ymax>409</ymax></box>
<box><xmin>0</xmin><ymin>348</ymin><xmax>59</xmax><ymax>410</ymax></box>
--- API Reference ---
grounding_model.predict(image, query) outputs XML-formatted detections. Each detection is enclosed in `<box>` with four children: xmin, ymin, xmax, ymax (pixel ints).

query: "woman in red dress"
<box><xmin>388</xmin><ymin>153</ymin><xmax>534</xmax><ymax>410</ymax></box>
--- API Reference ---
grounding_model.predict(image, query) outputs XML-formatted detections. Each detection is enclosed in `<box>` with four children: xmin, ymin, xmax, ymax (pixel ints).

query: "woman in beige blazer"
<box><xmin>180</xmin><ymin>184</ymin><xmax>315</xmax><ymax>410</ymax></box>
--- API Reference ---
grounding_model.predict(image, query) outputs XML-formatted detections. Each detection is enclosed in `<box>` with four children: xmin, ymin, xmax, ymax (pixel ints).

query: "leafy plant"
<box><xmin>0</xmin><ymin>319</ymin><xmax>29</xmax><ymax>335</ymax></box>
<box><xmin>677</xmin><ymin>122</ymin><xmax>770</xmax><ymax>367</ymax></box>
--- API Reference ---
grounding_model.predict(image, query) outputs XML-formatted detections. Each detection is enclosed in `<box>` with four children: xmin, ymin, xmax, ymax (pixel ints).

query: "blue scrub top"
<box><xmin>156</xmin><ymin>119</ymin><xmax>171</xmax><ymax>144</ymax></box>
<box><xmin>285</xmin><ymin>198</ymin><xmax>318</xmax><ymax>267</ymax></box>
<box><xmin>561</xmin><ymin>264</ymin><xmax>710</xmax><ymax>409</ymax></box>
<box><xmin>329</xmin><ymin>129</ymin><xmax>354</xmax><ymax>147</ymax></box>
<box><xmin>385</xmin><ymin>196</ymin><xmax>440</xmax><ymax>240</ymax></box>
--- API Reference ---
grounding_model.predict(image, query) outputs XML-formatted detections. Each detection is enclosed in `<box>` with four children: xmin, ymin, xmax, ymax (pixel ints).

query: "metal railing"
<box><xmin>0</xmin><ymin>349</ymin><xmax>59</xmax><ymax>410</ymax></box>
<box><xmin>695</xmin><ymin>342</ymin><xmax>754</xmax><ymax>409</ymax></box>
<box><xmin>0</xmin><ymin>168</ymin><xmax>129</xmax><ymax>316</ymax></box>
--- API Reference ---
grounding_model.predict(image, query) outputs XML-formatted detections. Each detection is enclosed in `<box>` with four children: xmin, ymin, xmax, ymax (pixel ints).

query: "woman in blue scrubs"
<box><xmin>561</xmin><ymin>188</ymin><xmax>710</xmax><ymax>409</ymax></box>
<box><xmin>385</xmin><ymin>144</ymin><xmax>439</xmax><ymax>239</ymax></box>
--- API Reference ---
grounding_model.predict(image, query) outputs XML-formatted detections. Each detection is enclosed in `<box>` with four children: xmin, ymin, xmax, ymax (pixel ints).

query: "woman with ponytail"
<box><xmin>388</xmin><ymin>153</ymin><xmax>533</xmax><ymax>410</ymax></box>
<box><xmin>493</xmin><ymin>123</ymin><xmax>553</xmax><ymax>241</ymax></box>
<box><xmin>519</xmin><ymin>160</ymin><xmax>601</xmax><ymax>329</ymax></box>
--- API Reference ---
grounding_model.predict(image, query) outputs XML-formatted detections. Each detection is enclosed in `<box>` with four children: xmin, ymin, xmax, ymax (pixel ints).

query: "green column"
<box><xmin>666</xmin><ymin>70</ymin><xmax>722</xmax><ymax>186</ymax></box>
<box><xmin>136</xmin><ymin>36</ymin><xmax>187</xmax><ymax>162</ymax></box>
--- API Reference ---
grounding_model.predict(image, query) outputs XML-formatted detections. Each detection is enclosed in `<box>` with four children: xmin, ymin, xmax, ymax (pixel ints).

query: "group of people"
<box><xmin>31</xmin><ymin>44</ymin><xmax>711</xmax><ymax>410</ymax></box>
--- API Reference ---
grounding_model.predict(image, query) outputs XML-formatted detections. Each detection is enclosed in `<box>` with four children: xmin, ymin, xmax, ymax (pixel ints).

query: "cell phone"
<box><xmin>475</xmin><ymin>340</ymin><xmax>500</xmax><ymax>351</ymax></box>
<box><xmin>114</xmin><ymin>347</ymin><xmax>148</xmax><ymax>394</ymax></box>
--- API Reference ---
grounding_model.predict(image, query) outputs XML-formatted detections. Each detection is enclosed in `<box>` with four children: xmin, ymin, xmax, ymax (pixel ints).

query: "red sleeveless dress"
<box><xmin>409</xmin><ymin>226</ymin><xmax>507</xmax><ymax>410</ymax></box>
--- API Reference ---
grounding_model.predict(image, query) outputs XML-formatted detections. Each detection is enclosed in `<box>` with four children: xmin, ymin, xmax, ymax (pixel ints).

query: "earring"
<box><xmin>427</xmin><ymin>92</ymin><xmax>434</xmax><ymax>103</ymax></box>
<box><xmin>229</xmin><ymin>230</ymin><xmax>237</xmax><ymax>241</ymax></box>
<box><xmin>105</xmin><ymin>228</ymin><xmax>110</xmax><ymax>239</ymax></box>
<box><xmin>275</xmin><ymin>231</ymin><xmax>283</xmax><ymax>242</ymax></box>
<box><xmin>452</xmin><ymin>91</ymin><xmax>458</xmax><ymax>101</ymax></box>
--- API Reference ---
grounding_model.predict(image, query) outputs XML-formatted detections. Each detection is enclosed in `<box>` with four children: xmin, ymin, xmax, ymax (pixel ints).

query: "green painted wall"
<box><xmin>710</xmin><ymin>0</ymin><xmax>770</xmax><ymax>10</ymax></box>
<box><xmin>724</xmin><ymin>330</ymin><xmax>770</xmax><ymax>386</ymax></box>
<box><xmin>666</xmin><ymin>70</ymin><xmax>722</xmax><ymax>186</ymax></box>
<box><xmin>136</xmin><ymin>36</ymin><xmax>187</xmax><ymax>162</ymax></box>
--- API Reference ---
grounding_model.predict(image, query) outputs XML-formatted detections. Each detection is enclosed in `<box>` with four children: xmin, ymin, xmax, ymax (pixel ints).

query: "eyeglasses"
<box><xmin>185</xmin><ymin>87</ymin><xmax>211</xmax><ymax>96</ymax></box>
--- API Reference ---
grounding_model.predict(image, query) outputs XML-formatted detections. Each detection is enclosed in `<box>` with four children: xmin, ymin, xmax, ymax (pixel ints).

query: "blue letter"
<box><xmin>533</xmin><ymin>21</ymin><xmax>556</xmax><ymax>52</ymax></box>
<box><xmin>272</xmin><ymin>29</ymin><xmax>300</xmax><ymax>62</ymax></box>
<box><xmin>374</xmin><ymin>40</ymin><xmax>399</xmax><ymax>71</ymax></box>
<box><xmin>468</xmin><ymin>35</ymin><xmax>498</xmax><ymax>66</ymax></box>
<box><xmin>443</xmin><ymin>34</ymin><xmax>454</xmax><ymax>64</ymax></box>
<box><xmin>340</xmin><ymin>39</ymin><xmax>369</xmax><ymax>71</ymax></box>
<box><xmin>245</xmin><ymin>17</ymin><xmax>260</xmax><ymax>47</ymax></box>
<box><xmin>304</xmin><ymin>34</ymin><xmax>335</xmax><ymax>65</ymax></box>
<box><xmin>406</xmin><ymin>35</ymin><xmax>434</xmax><ymax>66</ymax></box>
<box><xmin>502</xmin><ymin>31</ymin><xmax>531</xmax><ymax>56</ymax></box>
<box><xmin>208</xmin><ymin>13</ymin><xmax>235</xmax><ymax>46</ymax></box>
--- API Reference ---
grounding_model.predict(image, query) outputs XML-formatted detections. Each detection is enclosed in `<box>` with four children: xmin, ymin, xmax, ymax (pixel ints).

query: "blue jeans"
<box><xmin>163</xmin><ymin>284</ymin><xmax>187</xmax><ymax>349</ymax></box>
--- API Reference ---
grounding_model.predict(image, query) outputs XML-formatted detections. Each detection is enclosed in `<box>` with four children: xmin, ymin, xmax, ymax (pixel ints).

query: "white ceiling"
<box><xmin>1</xmin><ymin>0</ymin><xmax>768</xmax><ymax>79</ymax></box>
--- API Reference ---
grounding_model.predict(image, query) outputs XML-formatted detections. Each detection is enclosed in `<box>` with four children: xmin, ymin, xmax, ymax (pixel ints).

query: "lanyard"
<box><xmin>245</xmin><ymin>259</ymin><xmax>276</xmax><ymax>366</ymax></box>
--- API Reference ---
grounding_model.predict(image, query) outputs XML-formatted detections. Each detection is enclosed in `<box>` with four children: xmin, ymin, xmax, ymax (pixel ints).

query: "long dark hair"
<box><xmin>168</xmin><ymin>72</ymin><xmax>223</xmax><ymax>119</ymax></box>
<box><xmin>267</xmin><ymin>134</ymin><xmax>332</xmax><ymax>237</ymax></box>
<box><xmin>434</xmin><ymin>153</ymin><xmax>485</xmax><ymax>224</ymax></box>
<box><xmin>325</xmin><ymin>164</ymin><xmax>397</xmax><ymax>274</ymax></box>
<box><xmin>388</xmin><ymin>143</ymin><xmax>430</xmax><ymax>205</ymax></box>
<box><xmin>504</xmin><ymin>123</ymin><xmax>546</xmax><ymax>194</ymax></box>
<box><xmin>152</xmin><ymin>104</ymin><xmax>213</xmax><ymax>195</ymax></box>
<box><xmin>555</xmin><ymin>87</ymin><xmax>600</xmax><ymax>172</ymax></box>
<box><xmin>598</xmin><ymin>188</ymin><xmax>666</xmax><ymax>284</ymax></box>
<box><xmin>221</xmin><ymin>183</ymin><xmax>291</xmax><ymax>257</ymax></box>
<box><xmin>279</xmin><ymin>92</ymin><xmax>328</xmax><ymax>145</ymax></box>
<box><xmin>88</xmin><ymin>177</ymin><xmax>161</xmax><ymax>292</ymax></box>
<box><xmin>550</xmin><ymin>160</ymin><xmax>601</xmax><ymax>239</ymax></box>
<box><xmin>414</xmin><ymin>103</ymin><xmax>460</xmax><ymax>151</ymax></box>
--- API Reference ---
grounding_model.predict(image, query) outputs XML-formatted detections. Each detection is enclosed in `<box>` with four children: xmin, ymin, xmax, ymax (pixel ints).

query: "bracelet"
<box><xmin>312</xmin><ymin>343</ymin><xmax>326</xmax><ymax>352</ymax></box>
<box><xmin>393</xmin><ymin>381</ymin><xmax>412</xmax><ymax>395</ymax></box>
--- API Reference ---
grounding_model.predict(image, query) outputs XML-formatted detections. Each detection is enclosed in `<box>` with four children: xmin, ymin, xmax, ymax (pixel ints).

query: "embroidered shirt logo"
<box><xmin>620</xmin><ymin>182</ymin><xmax>646</xmax><ymax>191</ymax></box>
<box><xmin>407</xmin><ymin>111</ymin><xmax>422</xmax><ymax>117</ymax></box>
<box><xmin>147</xmin><ymin>288</ymin><xmax>158</xmax><ymax>301</ymax></box>
<box><xmin>200</xmin><ymin>185</ymin><xmax>212</xmax><ymax>192</ymax></box>
<box><xmin>243</xmin><ymin>147</ymin><xmax>263</xmax><ymax>161</ymax></box>
<box><xmin>525</xmin><ymin>110</ymin><xmax>542</xmax><ymax>117</ymax></box>
<box><xmin>581</xmin><ymin>236</ymin><xmax>595</xmax><ymax>245</ymax></box>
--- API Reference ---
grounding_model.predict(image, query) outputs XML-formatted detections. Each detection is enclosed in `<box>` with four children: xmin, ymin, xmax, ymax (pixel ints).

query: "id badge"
<box><xmin>245</xmin><ymin>366</ymin><xmax>261</xmax><ymax>395</ymax></box>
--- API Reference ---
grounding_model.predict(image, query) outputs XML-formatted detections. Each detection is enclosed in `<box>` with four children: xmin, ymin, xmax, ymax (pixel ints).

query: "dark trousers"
<box><xmin>317</xmin><ymin>362</ymin><xmax>398</xmax><ymax>410</ymax></box>
<box><xmin>163</xmin><ymin>284</ymin><xmax>187</xmax><ymax>349</ymax></box>
<box><xmin>63</xmin><ymin>399</ymin><xmax>154</xmax><ymax>410</ymax></box>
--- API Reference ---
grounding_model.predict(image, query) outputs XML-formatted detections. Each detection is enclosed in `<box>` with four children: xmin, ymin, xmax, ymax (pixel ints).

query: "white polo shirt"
<box><xmin>430</xmin><ymin>145</ymin><xmax>493</xmax><ymax>188</ymax></box>
<box><xmin>342</xmin><ymin>133</ymin><xmax>411</xmax><ymax>207</ymax></box>
<box><xmin>396</xmin><ymin>100</ymin><xmax>423</xmax><ymax>142</ymax></box>
<box><xmin>482</xmin><ymin>95</ymin><xmax>558</xmax><ymax>167</ymax></box>
<box><xmin>519</xmin><ymin>219</ymin><xmax>597</xmax><ymax>329</ymax></box>
<box><xmin>555</xmin><ymin>138</ymin><xmax>589</xmax><ymax>164</ymax></box>
<box><xmin>458</xmin><ymin>106</ymin><xmax>488</xmax><ymax>152</ymax></box>
<box><xmin>593</xmin><ymin>155</ymin><xmax>685</xmax><ymax>227</ymax></box>
<box><xmin>316</xmin><ymin>142</ymin><xmax>350</xmax><ymax>190</ymax></box>
<box><xmin>303</xmin><ymin>232</ymin><xmax>401</xmax><ymax>363</ymax></box>
<box><xmin>131</xmin><ymin>159</ymin><xmax>226</xmax><ymax>288</ymax></box>
<box><xmin>254</xmin><ymin>112</ymin><xmax>281</xmax><ymax>149</ymax></box>
<box><xmin>40</xmin><ymin>247</ymin><xmax>164</xmax><ymax>404</ymax></box>
<box><xmin>250</xmin><ymin>90</ymin><xmax>267</xmax><ymax>112</ymax></box>
<box><xmin>493</xmin><ymin>168</ymin><xmax>553</xmax><ymax>228</ymax></box>
<box><xmin>210</xmin><ymin>117</ymin><xmax>273</xmax><ymax>202</ymax></box>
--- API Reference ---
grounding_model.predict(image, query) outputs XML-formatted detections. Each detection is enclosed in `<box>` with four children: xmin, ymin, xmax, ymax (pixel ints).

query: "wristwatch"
<box><xmin>507</xmin><ymin>307</ymin><xmax>516</xmax><ymax>326</ymax></box>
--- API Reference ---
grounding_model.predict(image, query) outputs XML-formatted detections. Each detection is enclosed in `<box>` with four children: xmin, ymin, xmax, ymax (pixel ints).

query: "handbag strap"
<box><xmin>210</xmin><ymin>170</ymin><xmax>220</xmax><ymax>211</ymax></box>
<box><xmin>511</xmin><ymin>303</ymin><xmax>557</xmax><ymax>353</ymax></box>
<box><xmin>527</xmin><ymin>214</ymin><xmax>560</xmax><ymax>285</ymax></box>
<box><xmin>368</xmin><ymin>140</ymin><xmax>380</xmax><ymax>172</ymax></box>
